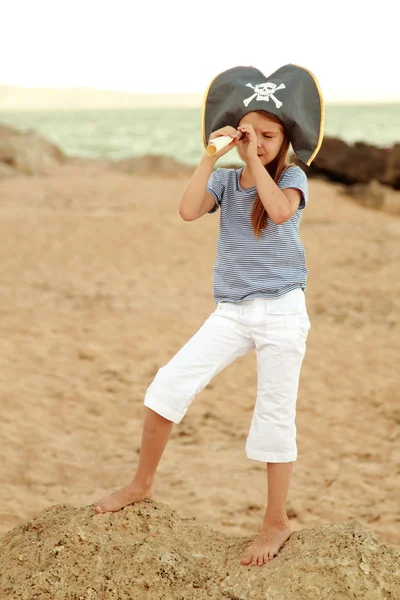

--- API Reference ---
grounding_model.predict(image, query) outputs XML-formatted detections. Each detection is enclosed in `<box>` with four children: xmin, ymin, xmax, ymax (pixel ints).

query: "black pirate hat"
<box><xmin>202</xmin><ymin>64</ymin><xmax>324</xmax><ymax>165</ymax></box>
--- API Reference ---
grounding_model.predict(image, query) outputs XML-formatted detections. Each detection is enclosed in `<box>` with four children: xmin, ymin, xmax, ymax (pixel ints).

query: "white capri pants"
<box><xmin>144</xmin><ymin>288</ymin><xmax>310</xmax><ymax>463</ymax></box>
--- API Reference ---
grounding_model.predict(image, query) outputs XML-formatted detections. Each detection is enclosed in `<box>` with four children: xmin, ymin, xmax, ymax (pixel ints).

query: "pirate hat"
<box><xmin>202</xmin><ymin>64</ymin><xmax>324</xmax><ymax>165</ymax></box>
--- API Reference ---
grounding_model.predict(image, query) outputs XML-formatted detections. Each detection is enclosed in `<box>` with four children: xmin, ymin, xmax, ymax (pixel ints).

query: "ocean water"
<box><xmin>0</xmin><ymin>105</ymin><xmax>399</xmax><ymax>166</ymax></box>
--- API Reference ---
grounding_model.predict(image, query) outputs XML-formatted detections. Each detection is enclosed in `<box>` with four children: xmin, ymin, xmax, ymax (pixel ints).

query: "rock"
<box><xmin>0</xmin><ymin>123</ymin><xmax>65</xmax><ymax>176</ymax></box>
<box><xmin>383</xmin><ymin>143</ymin><xmax>400</xmax><ymax>189</ymax></box>
<box><xmin>0</xmin><ymin>161</ymin><xmax>20</xmax><ymax>179</ymax></box>
<box><xmin>0</xmin><ymin>502</ymin><xmax>398</xmax><ymax>600</ymax></box>
<box><xmin>292</xmin><ymin>137</ymin><xmax>400</xmax><ymax>213</ymax></box>
<box><xmin>344</xmin><ymin>179</ymin><xmax>387</xmax><ymax>210</ymax></box>
<box><xmin>293</xmin><ymin>137</ymin><xmax>389</xmax><ymax>186</ymax></box>
<box><xmin>68</xmin><ymin>156</ymin><xmax>114</xmax><ymax>169</ymax></box>
<box><xmin>383</xmin><ymin>188</ymin><xmax>400</xmax><ymax>215</ymax></box>
<box><xmin>113</xmin><ymin>154</ymin><xmax>194</xmax><ymax>177</ymax></box>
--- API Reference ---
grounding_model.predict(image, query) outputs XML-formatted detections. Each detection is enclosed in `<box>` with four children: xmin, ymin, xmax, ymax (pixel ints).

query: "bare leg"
<box><xmin>93</xmin><ymin>408</ymin><xmax>173</xmax><ymax>513</ymax></box>
<box><xmin>241</xmin><ymin>462</ymin><xmax>293</xmax><ymax>566</ymax></box>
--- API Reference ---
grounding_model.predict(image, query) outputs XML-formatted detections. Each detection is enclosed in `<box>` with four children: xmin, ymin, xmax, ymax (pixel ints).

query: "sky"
<box><xmin>2</xmin><ymin>0</ymin><xmax>398</xmax><ymax>103</ymax></box>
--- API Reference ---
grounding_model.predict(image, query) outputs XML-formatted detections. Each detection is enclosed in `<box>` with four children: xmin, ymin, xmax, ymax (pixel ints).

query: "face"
<box><xmin>237</xmin><ymin>112</ymin><xmax>285</xmax><ymax>166</ymax></box>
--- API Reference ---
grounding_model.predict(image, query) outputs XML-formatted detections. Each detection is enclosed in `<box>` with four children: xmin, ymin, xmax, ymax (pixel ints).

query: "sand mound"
<box><xmin>0</xmin><ymin>502</ymin><xmax>398</xmax><ymax>600</ymax></box>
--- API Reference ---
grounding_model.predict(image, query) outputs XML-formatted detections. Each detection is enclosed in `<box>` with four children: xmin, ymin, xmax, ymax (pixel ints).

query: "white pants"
<box><xmin>144</xmin><ymin>288</ymin><xmax>310</xmax><ymax>463</ymax></box>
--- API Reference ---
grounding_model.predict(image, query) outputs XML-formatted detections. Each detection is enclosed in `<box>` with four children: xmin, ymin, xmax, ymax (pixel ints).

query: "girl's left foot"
<box><xmin>240</xmin><ymin>520</ymin><xmax>292</xmax><ymax>566</ymax></box>
<box><xmin>93</xmin><ymin>480</ymin><xmax>154</xmax><ymax>514</ymax></box>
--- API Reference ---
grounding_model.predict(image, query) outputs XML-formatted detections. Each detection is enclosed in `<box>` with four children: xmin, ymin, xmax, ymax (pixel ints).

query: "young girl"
<box><xmin>94</xmin><ymin>65</ymin><xmax>324</xmax><ymax>567</ymax></box>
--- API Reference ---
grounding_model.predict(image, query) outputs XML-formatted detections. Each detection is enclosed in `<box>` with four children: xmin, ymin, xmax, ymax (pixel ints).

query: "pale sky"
<box><xmin>2</xmin><ymin>0</ymin><xmax>398</xmax><ymax>103</ymax></box>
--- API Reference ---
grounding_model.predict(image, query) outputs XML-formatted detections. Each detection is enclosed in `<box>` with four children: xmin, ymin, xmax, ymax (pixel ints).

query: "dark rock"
<box><xmin>383</xmin><ymin>143</ymin><xmax>400</xmax><ymax>189</ymax></box>
<box><xmin>293</xmin><ymin>137</ymin><xmax>393</xmax><ymax>187</ymax></box>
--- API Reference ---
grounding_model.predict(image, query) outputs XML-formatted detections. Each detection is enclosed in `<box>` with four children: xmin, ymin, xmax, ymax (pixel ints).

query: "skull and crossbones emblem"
<box><xmin>243</xmin><ymin>81</ymin><xmax>286</xmax><ymax>109</ymax></box>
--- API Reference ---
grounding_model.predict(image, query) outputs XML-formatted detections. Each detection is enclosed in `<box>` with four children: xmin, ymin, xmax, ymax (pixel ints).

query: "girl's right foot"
<box><xmin>93</xmin><ymin>481</ymin><xmax>154</xmax><ymax>514</ymax></box>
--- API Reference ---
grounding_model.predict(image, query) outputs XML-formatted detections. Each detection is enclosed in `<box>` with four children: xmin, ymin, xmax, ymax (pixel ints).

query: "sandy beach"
<box><xmin>0</xmin><ymin>163</ymin><xmax>399</xmax><ymax>553</ymax></box>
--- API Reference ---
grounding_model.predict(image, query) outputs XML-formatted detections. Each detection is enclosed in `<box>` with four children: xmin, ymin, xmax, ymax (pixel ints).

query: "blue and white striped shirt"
<box><xmin>207</xmin><ymin>165</ymin><xmax>309</xmax><ymax>303</ymax></box>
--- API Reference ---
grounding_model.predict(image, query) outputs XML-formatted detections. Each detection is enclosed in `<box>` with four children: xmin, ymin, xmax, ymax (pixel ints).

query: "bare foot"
<box><xmin>93</xmin><ymin>481</ymin><xmax>154</xmax><ymax>514</ymax></box>
<box><xmin>241</xmin><ymin>521</ymin><xmax>292</xmax><ymax>566</ymax></box>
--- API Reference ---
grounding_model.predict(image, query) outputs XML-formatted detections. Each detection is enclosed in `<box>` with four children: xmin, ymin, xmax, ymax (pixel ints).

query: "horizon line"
<box><xmin>0</xmin><ymin>84</ymin><xmax>399</xmax><ymax>106</ymax></box>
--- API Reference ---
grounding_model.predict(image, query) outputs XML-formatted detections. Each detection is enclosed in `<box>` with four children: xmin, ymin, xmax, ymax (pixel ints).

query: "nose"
<box><xmin>257</xmin><ymin>135</ymin><xmax>263</xmax><ymax>147</ymax></box>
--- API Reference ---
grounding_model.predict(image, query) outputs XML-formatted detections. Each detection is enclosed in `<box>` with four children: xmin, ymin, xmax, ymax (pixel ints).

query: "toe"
<box><xmin>263</xmin><ymin>553</ymin><xmax>270</xmax><ymax>564</ymax></box>
<box><xmin>257</xmin><ymin>556</ymin><xmax>264</xmax><ymax>566</ymax></box>
<box><xmin>240</xmin><ymin>554</ymin><xmax>251</xmax><ymax>566</ymax></box>
<box><xmin>251</xmin><ymin>556</ymin><xmax>258</xmax><ymax>566</ymax></box>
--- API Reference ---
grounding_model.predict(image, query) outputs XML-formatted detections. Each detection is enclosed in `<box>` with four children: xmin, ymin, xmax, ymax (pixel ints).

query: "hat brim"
<box><xmin>201</xmin><ymin>64</ymin><xmax>324</xmax><ymax>166</ymax></box>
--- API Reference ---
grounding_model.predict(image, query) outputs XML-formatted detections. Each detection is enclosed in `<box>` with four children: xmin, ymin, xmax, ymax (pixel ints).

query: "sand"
<box><xmin>0</xmin><ymin>164</ymin><xmax>399</xmax><ymax>597</ymax></box>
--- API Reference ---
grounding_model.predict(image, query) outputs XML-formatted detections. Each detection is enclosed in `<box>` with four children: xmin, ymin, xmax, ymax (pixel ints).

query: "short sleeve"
<box><xmin>206</xmin><ymin>168</ymin><xmax>225</xmax><ymax>214</ymax></box>
<box><xmin>279</xmin><ymin>166</ymin><xmax>308</xmax><ymax>210</ymax></box>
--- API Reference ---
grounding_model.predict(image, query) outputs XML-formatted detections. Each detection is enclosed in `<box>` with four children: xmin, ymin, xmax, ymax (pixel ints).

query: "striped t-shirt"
<box><xmin>207</xmin><ymin>165</ymin><xmax>309</xmax><ymax>303</ymax></box>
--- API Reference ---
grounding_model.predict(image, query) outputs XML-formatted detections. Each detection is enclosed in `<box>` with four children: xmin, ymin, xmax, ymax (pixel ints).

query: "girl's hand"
<box><xmin>237</xmin><ymin>123</ymin><xmax>259</xmax><ymax>163</ymax></box>
<box><xmin>207</xmin><ymin>126</ymin><xmax>240</xmax><ymax>158</ymax></box>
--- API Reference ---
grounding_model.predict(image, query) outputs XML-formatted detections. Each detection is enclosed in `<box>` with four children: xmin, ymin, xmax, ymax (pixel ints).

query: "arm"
<box><xmin>178</xmin><ymin>155</ymin><xmax>217</xmax><ymax>221</ymax></box>
<box><xmin>179</xmin><ymin>126</ymin><xmax>240</xmax><ymax>222</ymax></box>
<box><xmin>247</xmin><ymin>159</ymin><xmax>301</xmax><ymax>224</ymax></box>
<box><xmin>237</xmin><ymin>123</ymin><xmax>301</xmax><ymax>224</ymax></box>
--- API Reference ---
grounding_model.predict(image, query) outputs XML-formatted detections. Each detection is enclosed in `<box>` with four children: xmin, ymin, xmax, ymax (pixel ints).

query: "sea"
<box><xmin>0</xmin><ymin>105</ymin><xmax>399</xmax><ymax>166</ymax></box>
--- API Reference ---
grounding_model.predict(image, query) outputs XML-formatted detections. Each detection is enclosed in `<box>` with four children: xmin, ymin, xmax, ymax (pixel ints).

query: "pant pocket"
<box><xmin>266</xmin><ymin>310</ymin><xmax>310</xmax><ymax>336</ymax></box>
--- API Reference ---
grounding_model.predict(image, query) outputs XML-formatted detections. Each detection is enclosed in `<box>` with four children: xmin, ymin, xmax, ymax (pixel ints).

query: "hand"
<box><xmin>237</xmin><ymin>123</ymin><xmax>258</xmax><ymax>163</ymax></box>
<box><xmin>207</xmin><ymin>126</ymin><xmax>240</xmax><ymax>158</ymax></box>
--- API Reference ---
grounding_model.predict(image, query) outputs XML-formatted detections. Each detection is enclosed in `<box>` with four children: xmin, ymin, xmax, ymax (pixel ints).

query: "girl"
<box><xmin>94</xmin><ymin>65</ymin><xmax>324</xmax><ymax>567</ymax></box>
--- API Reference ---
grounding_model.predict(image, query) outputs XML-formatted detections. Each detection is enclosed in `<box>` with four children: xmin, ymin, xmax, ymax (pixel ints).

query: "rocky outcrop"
<box><xmin>294</xmin><ymin>137</ymin><xmax>400</xmax><ymax>189</ymax></box>
<box><xmin>0</xmin><ymin>123</ymin><xmax>65</xmax><ymax>177</ymax></box>
<box><xmin>0</xmin><ymin>502</ymin><xmax>399</xmax><ymax>600</ymax></box>
<box><xmin>1</xmin><ymin>122</ymin><xmax>399</xmax><ymax>191</ymax></box>
<box><xmin>383</xmin><ymin>143</ymin><xmax>400</xmax><ymax>188</ymax></box>
<box><xmin>344</xmin><ymin>179</ymin><xmax>387</xmax><ymax>210</ymax></box>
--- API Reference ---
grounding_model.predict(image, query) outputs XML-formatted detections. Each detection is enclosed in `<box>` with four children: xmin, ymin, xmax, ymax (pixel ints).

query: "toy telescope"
<box><xmin>206</xmin><ymin>133</ymin><xmax>246</xmax><ymax>156</ymax></box>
